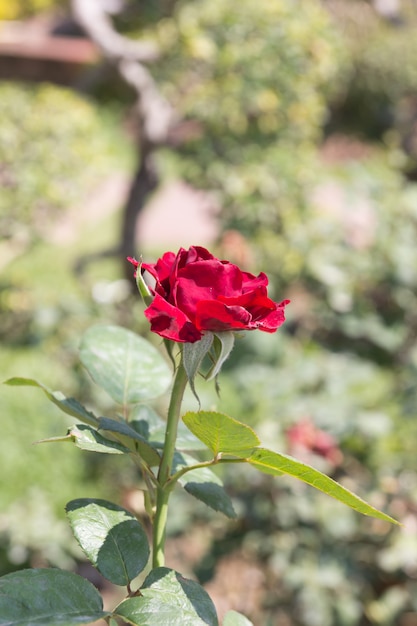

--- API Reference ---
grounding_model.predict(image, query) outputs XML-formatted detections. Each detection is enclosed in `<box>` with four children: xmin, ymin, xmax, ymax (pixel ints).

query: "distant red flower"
<box><xmin>286</xmin><ymin>418</ymin><xmax>343</xmax><ymax>466</ymax></box>
<box><xmin>128</xmin><ymin>246</ymin><xmax>289</xmax><ymax>343</ymax></box>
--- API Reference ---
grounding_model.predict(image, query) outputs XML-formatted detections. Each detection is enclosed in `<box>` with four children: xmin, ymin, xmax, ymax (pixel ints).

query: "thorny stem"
<box><xmin>152</xmin><ymin>355</ymin><xmax>188</xmax><ymax>568</ymax></box>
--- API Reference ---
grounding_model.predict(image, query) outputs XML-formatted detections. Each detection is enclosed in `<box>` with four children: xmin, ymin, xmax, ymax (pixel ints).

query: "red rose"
<box><xmin>128</xmin><ymin>246</ymin><xmax>289</xmax><ymax>343</ymax></box>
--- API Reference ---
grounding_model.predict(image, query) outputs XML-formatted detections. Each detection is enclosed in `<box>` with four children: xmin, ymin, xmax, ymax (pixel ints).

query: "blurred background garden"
<box><xmin>2</xmin><ymin>0</ymin><xmax>417</xmax><ymax>624</ymax></box>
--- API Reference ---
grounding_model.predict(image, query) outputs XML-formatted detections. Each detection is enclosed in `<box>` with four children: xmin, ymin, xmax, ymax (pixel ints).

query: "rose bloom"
<box><xmin>129</xmin><ymin>246</ymin><xmax>289</xmax><ymax>343</ymax></box>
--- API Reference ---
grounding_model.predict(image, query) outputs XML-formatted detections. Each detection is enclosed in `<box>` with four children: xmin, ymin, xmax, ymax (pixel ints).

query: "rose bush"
<box><xmin>1</xmin><ymin>243</ymin><xmax>398</xmax><ymax>626</ymax></box>
<box><xmin>129</xmin><ymin>246</ymin><xmax>289</xmax><ymax>343</ymax></box>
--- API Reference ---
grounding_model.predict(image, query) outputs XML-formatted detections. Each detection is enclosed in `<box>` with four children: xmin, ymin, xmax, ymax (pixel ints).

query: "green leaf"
<box><xmin>130</xmin><ymin>404</ymin><xmax>166</xmax><ymax>439</ymax></box>
<box><xmin>130</xmin><ymin>405</ymin><xmax>206</xmax><ymax>451</ymax></box>
<box><xmin>79</xmin><ymin>325</ymin><xmax>171</xmax><ymax>405</ymax></box>
<box><xmin>0</xmin><ymin>568</ymin><xmax>108</xmax><ymax>625</ymax></box>
<box><xmin>149</xmin><ymin>422</ymin><xmax>207</xmax><ymax>452</ymax></box>
<box><xmin>70</xmin><ymin>424</ymin><xmax>131</xmax><ymax>454</ymax></box>
<box><xmin>37</xmin><ymin>424</ymin><xmax>131</xmax><ymax>455</ymax></box>
<box><xmin>223</xmin><ymin>611</ymin><xmax>254</xmax><ymax>626</ymax></box>
<box><xmin>66</xmin><ymin>499</ymin><xmax>150</xmax><ymax>586</ymax></box>
<box><xmin>98</xmin><ymin>417</ymin><xmax>161</xmax><ymax>465</ymax></box>
<box><xmin>173</xmin><ymin>453</ymin><xmax>236</xmax><ymax>518</ymax></box>
<box><xmin>206</xmin><ymin>332</ymin><xmax>235</xmax><ymax>381</ymax></box>
<box><xmin>247</xmin><ymin>448</ymin><xmax>399</xmax><ymax>524</ymax></box>
<box><xmin>173</xmin><ymin>452</ymin><xmax>236</xmax><ymax>519</ymax></box>
<box><xmin>183</xmin><ymin>332</ymin><xmax>214</xmax><ymax>402</ymax></box>
<box><xmin>184</xmin><ymin>482</ymin><xmax>236</xmax><ymax>518</ymax></box>
<box><xmin>182</xmin><ymin>411</ymin><xmax>260</xmax><ymax>456</ymax></box>
<box><xmin>114</xmin><ymin>567</ymin><xmax>219</xmax><ymax>626</ymax></box>
<box><xmin>3</xmin><ymin>378</ymin><xmax>99</xmax><ymax>427</ymax></box>
<box><xmin>174</xmin><ymin>422</ymin><xmax>210</xmax><ymax>451</ymax></box>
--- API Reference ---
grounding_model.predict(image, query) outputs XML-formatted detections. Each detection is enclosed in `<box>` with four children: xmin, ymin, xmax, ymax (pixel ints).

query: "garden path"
<box><xmin>48</xmin><ymin>174</ymin><xmax>220</xmax><ymax>253</ymax></box>
<box><xmin>137</xmin><ymin>179</ymin><xmax>220</xmax><ymax>251</ymax></box>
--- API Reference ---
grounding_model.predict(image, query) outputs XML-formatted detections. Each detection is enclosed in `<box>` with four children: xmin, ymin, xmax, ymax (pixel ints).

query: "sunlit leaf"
<box><xmin>130</xmin><ymin>404</ymin><xmax>166</xmax><ymax>439</ymax></box>
<box><xmin>0</xmin><ymin>568</ymin><xmax>108</xmax><ymax>625</ymax></box>
<box><xmin>184</xmin><ymin>482</ymin><xmax>236</xmax><ymax>518</ymax></box>
<box><xmin>130</xmin><ymin>405</ymin><xmax>206</xmax><ymax>451</ymax></box>
<box><xmin>149</xmin><ymin>421</ymin><xmax>207</xmax><ymax>452</ymax></box>
<box><xmin>114</xmin><ymin>567</ymin><xmax>218</xmax><ymax>626</ymax></box>
<box><xmin>182</xmin><ymin>411</ymin><xmax>260</xmax><ymax>456</ymax></box>
<box><xmin>66</xmin><ymin>499</ymin><xmax>150</xmax><ymax>586</ymax></box>
<box><xmin>174</xmin><ymin>422</ymin><xmax>209</xmax><ymax>451</ymax></box>
<box><xmin>247</xmin><ymin>448</ymin><xmax>399</xmax><ymax>524</ymax></box>
<box><xmin>79</xmin><ymin>325</ymin><xmax>171</xmax><ymax>405</ymax></box>
<box><xmin>69</xmin><ymin>424</ymin><xmax>131</xmax><ymax>454</ymax></box>
<box><xmin>173</xmin><ymin>453</ymin><xmax>236</xmax><ymax>518</ymax></box>
<box><xmin>223</xmin><ymin>610</ymin><xmax>254</xmax><ymax>626</ymax></box>
<box><xmin>3</xmin><ymin>378</ymin><xmax>99</xmax><ymax>427</ymax></box>
<box><xmin>37</xmin><ymin>424</ymin><xmax>130</xmax><ymax>455</ymax></box>
<box><xmin>98</xmin><ymin>417</ymin><xmax>161</xmax><ymax>465</ymax></box>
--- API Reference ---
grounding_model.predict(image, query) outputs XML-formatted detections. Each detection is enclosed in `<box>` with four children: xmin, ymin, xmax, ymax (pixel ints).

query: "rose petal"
<box><xmin>241</xmin><ymin>271</ymin><xmax>269</xmax><ymax>292</ymax></box>
<box><xmin>143</xmin><ymin>251</ymin><xmax>176</xmax><ymax>297</ymax></box>
<box><xmin>195</xmin><ymin>300</ymin><xmax>251</xmax><ymax>332</ymax></box>
<box><xmin>127</xmin><ymin>256</ymin><xmax>139</xmax><ymax>277</ymax></box>
<box><xmin>179</xmin><ymin>246</ymin><xmax>215</xmax><ymax>266</ymax></box>
<box><xmin>175</xmin><ymin>260</ymin><xmax>243</xmax><ymax>320</ymax></box>
<box><xmin>144</xmin><ymin>294</ymin><xmax>202</xmax><ymax>343</ymax></box>
<box><xmin>248</xmin><ymin>299</ymin><xmax>290</xmax><ymax>332</ymax></box>
<box><xmin>218</xmin><ymin>286</ymin><xmax>277</xmax><ymax>321</ymax></box>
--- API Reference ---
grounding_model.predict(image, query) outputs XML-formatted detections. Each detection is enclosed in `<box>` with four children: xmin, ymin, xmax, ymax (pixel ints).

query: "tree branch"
<box><xmin>71</xmin><ymin>0</ymin><xmax>175</xmax><ymax>144</ymax></box>
<box><xmin>71</xmin><ymin>0</ymin><xmax>159</xmax><ymax>64</ymax></box>
<box><xmin>70</xmin><ymin>0</ymin><xmax>177</xmax><ymax>279</ymax></box>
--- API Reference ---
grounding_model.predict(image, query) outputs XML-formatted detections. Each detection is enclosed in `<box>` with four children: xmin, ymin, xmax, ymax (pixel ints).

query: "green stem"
<box><xmin>152</xmin><ymin>356</ymin><xmax>188</xmax><ymax>568</ymax></box>
<box><xmin>169</xmin><ymin>456</ymin><xmax>248</xmax><ymax>484</ymax></box>
<box><xmin>169</xmin><ymin>458</ymin><xmax>218</xmax><ymax>484</ymax></box>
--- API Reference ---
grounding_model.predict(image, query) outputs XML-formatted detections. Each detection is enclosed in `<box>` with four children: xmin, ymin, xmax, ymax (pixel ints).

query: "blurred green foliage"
<box><xmin>0</xmin><ymin>83</ymin><xmax>126</xmax><ymax>245</ymax></box>
<box><xmin>148</xmin><ymin>0</ymin><xmax>344</xmax><ymax>228</ymax></box>
<box><xmin>253</xmin><ymin>154</ymin><xmax>417</xmax><ymax>364</ymax></box>
<box><xmin>327</xmin><ymin>1</ymin><xmax>417</xmax><ymax>148</ymax></box>
<box><xmin>0</xmin><ymin>0</ymin><xmax>65</xmax><ymax>20</ymax></box>
<box><xmin>0</xmin><ymin>211</ymin><xmax>138</xmax><ymax>574</ymax></box>
<box><xmin>0</xmin><ymin>83</ymin><xmax>133</xmax><ymax>574</ymax></box>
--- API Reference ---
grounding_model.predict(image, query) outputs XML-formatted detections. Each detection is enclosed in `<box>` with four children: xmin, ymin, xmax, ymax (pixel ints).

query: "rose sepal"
<box><xmin>205</xmin><ymin>331</ymin><xmax>235</xmax><ymax>382</ymax></box>
<box><xmin>128</xmin><ymin>256</ymin><xmax>153</xmax><ymax>305</ymax></box>
<box><xmin>182</xmin><ymin>331</ymin><xmax>236</xmax><ymax>401</ymax></box>
<box><xmin>163</xmin><ymin>338</ymin><xmax>178</xmax><ymax>371</ymax></box>
<box><xmin>183</xmin><ymin>333</ymin><xmax>214</xmax><ymax>402</ymax></box>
